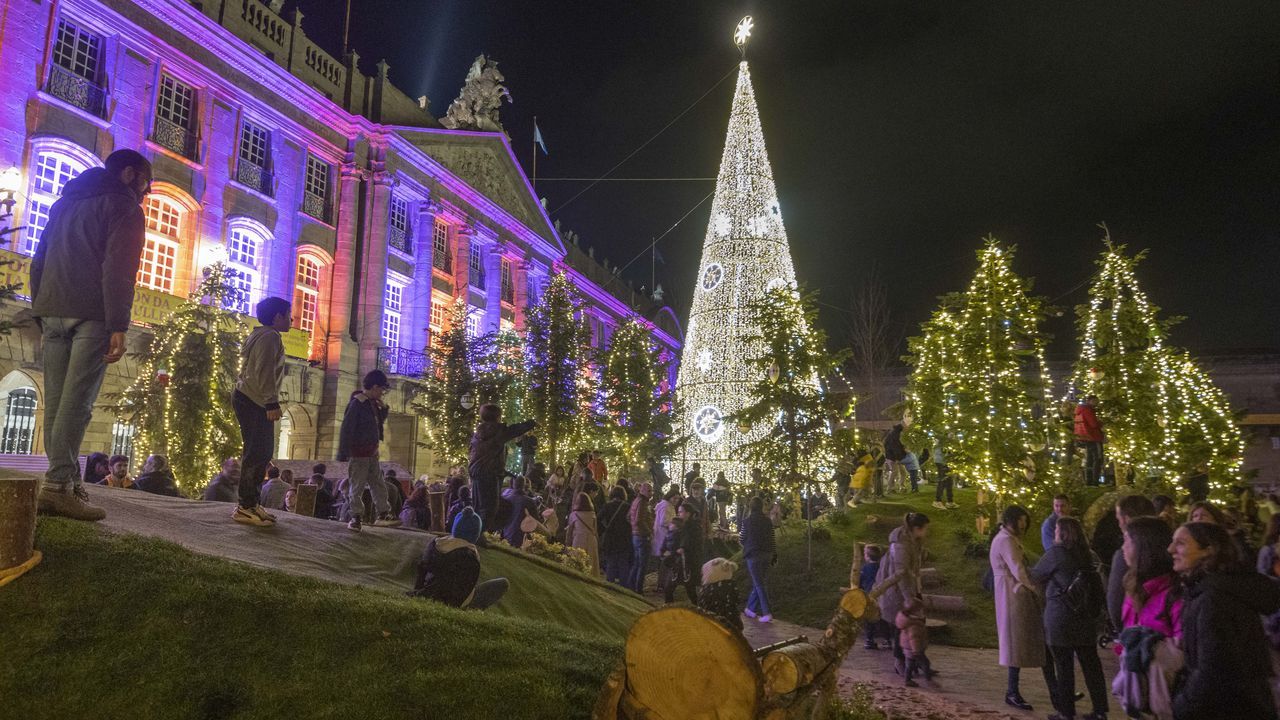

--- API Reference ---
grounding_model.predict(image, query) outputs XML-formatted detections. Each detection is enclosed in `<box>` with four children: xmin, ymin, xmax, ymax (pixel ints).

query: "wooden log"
<box><xmin>762</xmin><ymin>642</ymin><xmax>828</xmax><ymax>695</ymax></box>
<box><xmin>293</xmin><ymin>483</ymin><xmax>317</xmax><ymax>517</ymax></box>
<box><xmin>591</xmin><ymin>664</ymin><xmax>624</xmax><ymax>720</ymax></box>
<box><xmin>428</xmin><ymin>489</ymin><xmax>447</xmax><ymax>532</ymax></box>
<box><xmin>760</xmin><ymin>588</ymin><xmax>874</xmax><ymax>718</ymax></box>
<box><xmin>621</xmin><ymin>606</ymin><xmax>762</xmax><ymax>719</ymax></box>
<box><xmin>0</xmin><ymin>473</ymin><xmax>40</xmax><ymax>587</ymax></box>
<box><xmin>847</xmin><ymin>540</ymin><xmax>863</xmax><ymax>593</ymax></box>
<box><xmin>920</xmin><ymin>567</ymin><xmax>943</xmax><ymax>589</ymax></box>
<box><xmin>922</xmin><ymin>593</ymin><xmax>967</xmax><ymax>614</ymax></box>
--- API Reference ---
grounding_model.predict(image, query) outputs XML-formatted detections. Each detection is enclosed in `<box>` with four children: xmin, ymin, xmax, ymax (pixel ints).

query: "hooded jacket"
<box><xmin>30</xmin><ymin>168</ymin><xmax>146</xmax><ymax>331</ymax></box>
<box><xmin>412</xmin><ymin>536</ymin><xmax>481</xmax><ymax>608</ymax></box>
<box><xmin>467</xmin><ymin>418</ymin><xmax>535</xmax><ymax>480</ymax></box>
<box><xmin>337</xmin><ymin>390</ymin><xmax>388</xmax><ymax>460</ymax></box>
<box><xmin>1074</xmin><ymin>403</ymin><xmax>1104</xmax><ymax>443</ymax></box>
<box><xmin>1172</xmin><ymin>569</ymin><xmax>1280</xmax><ymax>720</ymax></box>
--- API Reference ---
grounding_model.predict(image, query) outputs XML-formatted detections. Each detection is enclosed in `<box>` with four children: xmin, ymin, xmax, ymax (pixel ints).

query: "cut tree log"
<box><xmin>922</xmin><ymin>593</ymin><xmax>967</xmax><ymax>614</ymax></box>
<box><xmin>0</xmin><ymin>472</ymin><xmax>41</xmax><ymax>587</ymax></box>
<box><xmin>762</xmin><ymin>643</ymin><xmax>828</xmax><ymax>695</ymax></box>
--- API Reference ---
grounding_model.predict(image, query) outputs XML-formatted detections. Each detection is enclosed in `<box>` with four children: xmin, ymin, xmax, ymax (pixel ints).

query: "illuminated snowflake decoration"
<box><xmin>695</xmin><ymin>348</ymin><xmax>714</xmax><ymax>372</ymax></box>
<box><xmin>701</xmin><ymin>263</ymin><xmax>724</xmax><ymax>290</ymax></box>
<box><xmin>693</xmin><ymin>405</ymin><xmax>725</xmax><ymax>444</ymax></box>
<box><xmin>713</xmin><ymin>213</ymin><xmax>731</xmax><ymax>237</ymax></box>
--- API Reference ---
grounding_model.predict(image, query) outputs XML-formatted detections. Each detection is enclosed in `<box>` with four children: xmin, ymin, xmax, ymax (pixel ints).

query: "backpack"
<box><xmin>1059</xmin><ymin>565</ymin><xmax>1103</xmax><ymax>618</ymax></box>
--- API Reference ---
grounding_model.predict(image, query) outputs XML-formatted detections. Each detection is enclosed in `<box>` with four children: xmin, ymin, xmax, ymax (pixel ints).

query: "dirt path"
<box><xmin>741</xmin><ymin>614</ymin><xmax>1119</xmax><ymax>720</ymax></box>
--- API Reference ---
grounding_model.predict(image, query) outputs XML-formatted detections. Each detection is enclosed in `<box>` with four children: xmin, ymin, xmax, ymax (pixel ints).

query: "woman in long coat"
<box><xmin>566</xmin><ymin>492</ymin><xmax>601</xmax><ymax>576</ymax></box>
<box><xmin>874</xmin><ymin>512</ymin><xmax>930</xmax><ymax>675</ymax></box>
<box><xmin>990</xmin><ymin>504</ymin><xmax>1049</xmax><ymax>711</ymax></box>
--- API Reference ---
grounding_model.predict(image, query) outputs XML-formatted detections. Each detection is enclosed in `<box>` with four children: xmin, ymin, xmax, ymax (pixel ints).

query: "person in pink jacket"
<box><xmin>1120</xmin><ymin>516</ymin><xmax>1184</xmax><ymax>646</ymax></box>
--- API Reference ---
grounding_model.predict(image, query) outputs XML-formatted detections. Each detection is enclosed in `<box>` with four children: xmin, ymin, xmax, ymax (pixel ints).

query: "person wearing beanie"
<box><xmin>336</xmin><ymin>370</ymin><xmax>400</xmax><ymax>531</ymax></box>
<box><xmin>698</xmin><ymin>557</ymin><xmax>743</xmax><ymax>633</ymax></box>
<box><xmin>407</xmin><ymin>507</ymin><xmax>508</xmax><ymax>609</ymax></box>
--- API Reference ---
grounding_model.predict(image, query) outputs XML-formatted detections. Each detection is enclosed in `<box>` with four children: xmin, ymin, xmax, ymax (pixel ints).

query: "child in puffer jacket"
<box><xmin>896</xmin><ymin>596</ymin><xmax>934</xmax><ymax>686</ymax></box>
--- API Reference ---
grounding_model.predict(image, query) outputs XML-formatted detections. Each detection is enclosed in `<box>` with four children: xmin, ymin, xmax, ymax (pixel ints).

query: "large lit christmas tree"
<box><xmin>1072</xmin><ymin>233</ymin><xmax>1243</xmax><ymax>492</ymax></box>
<box><xmin>675</xmin><ymin>18</ymin><xmax>805</xmax><ymax>487</ymax></box>
<box><xmin>523</xmin><ymin>271</ymin><xmax>593</xmax><ymax>467</ymax></box>
<box><xmin>904</xmin><ymin>239</ymin><xmax>1056</xmax><ymax>505</ymax></box>
<box><xmin>597</xmin><ymin>316</ymin><xmax>676</xmax><ymax>474</ymax></box>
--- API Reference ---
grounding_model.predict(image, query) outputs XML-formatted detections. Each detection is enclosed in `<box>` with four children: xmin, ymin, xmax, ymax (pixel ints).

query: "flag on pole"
<box><xmin>533</xmin><ymin>120</ymin><xmax>548</xmax><ymax>155</ymax></box>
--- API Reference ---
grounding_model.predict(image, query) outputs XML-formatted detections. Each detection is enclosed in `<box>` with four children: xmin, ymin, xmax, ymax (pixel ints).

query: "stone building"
<box><xmin>0</xmin><ymin>0</ymin><xmax>681</xmax><ymax>476</ymax></box>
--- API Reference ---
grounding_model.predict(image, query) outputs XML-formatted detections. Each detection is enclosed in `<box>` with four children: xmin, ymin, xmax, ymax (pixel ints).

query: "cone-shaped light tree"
<box><xmin>675</xmin><ymin>49</ymin><xmax>805</xmax><ymax>487</ymax></box>
<box><xmin>523</xmin><ymin>271</ymin><xmax>593</xmax><ymax>467</ymax></box>
<box><xmin>1072</xmin><ymin>233</ymin><xmax>1243</xmax><ymax>493</ymax></box>
<box><xmin>904</xmin><ymin>239</ymin><xmax>1056</xmax><ymax>505</ymax></box>
<box><xmin>104</xmin><ymin>264</ymin><xmax>246</xmax><ymax>495</ymax></box>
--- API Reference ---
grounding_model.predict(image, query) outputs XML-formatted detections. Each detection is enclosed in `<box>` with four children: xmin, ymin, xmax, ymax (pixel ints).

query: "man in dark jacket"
<box><xmin>31</xmin><ymin>149</ymin><xmax>150</xmax><ymax>521</ymax></box>
<box><xmin>408</xmin><ymin>507</ymin><xmax>509</xmax><ymax>610</ymax></box>
<box><xmin>202</xmin><ymin>458</ymin><xmax>241</xmax><ymax>503</ymax></box>
<box><xmin>336</xmin><ymin>370</ymin><xmax>400</xmax><ymax>531</ymax></box>
<box><xmin>468</xmin><ymin>403</ymin><xmax>535</xmax><ymax>529</ymax></box>
<box><xmin>599</xmin><ymin>486</ymin><xmax>633</xmax><ymax>585</ymax></box>
<box><xmin>740</xmin><ymin>495</ymin><xmax>777</xmax><ymax>622</ymax></box>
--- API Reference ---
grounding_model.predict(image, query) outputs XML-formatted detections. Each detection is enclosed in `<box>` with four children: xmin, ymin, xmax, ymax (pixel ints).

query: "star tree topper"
<box><xmin>734</xmin><ymin>16</ymin><xmax>753</xmax><ymax>54</ymax></box>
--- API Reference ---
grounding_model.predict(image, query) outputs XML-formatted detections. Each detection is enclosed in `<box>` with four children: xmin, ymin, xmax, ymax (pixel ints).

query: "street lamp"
<box><xmin>460</xmin><ymin>392</ymin><xmax>475</xmax><ymax>410</ymax></box>
<box><xmin>0</xmin><ymin>166</ymin><xmax>22</xmax><ymax>220</ymax></box>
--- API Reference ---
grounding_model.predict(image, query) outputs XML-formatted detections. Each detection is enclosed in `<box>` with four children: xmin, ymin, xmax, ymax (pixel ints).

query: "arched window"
<box><xmin>293</xmin><ymin>254</ymin><xmax>322</xmax><ymax>333</ymax></box>
<box><xmin>139</xmin><ymin>195</ymin><xmax>185</xmax><ymax>293</ymax></box>
<box><xmin>0</xmin><ymin>388</ymin><xmax>37</xmax><ymax>455</ymax></box>
<box><xmin>23</xmin><ymin>150</ymin><xmax>92</xmax><ymax>255</ymax></box>
<box><xmin>224</xmin><ymin>219</ymin><xmax>268</xmax><ymax>315</ymax></box>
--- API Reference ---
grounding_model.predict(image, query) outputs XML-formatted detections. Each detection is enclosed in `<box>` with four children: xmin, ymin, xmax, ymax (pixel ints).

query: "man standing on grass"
<box><xmin>32</xmin><ymin>149</ymin><xmax>151</xmax><ymax>522</ymax></box>
<box><xmin>230</xmin><ymin>297</ymin><xmax>291</xmax><ymax>527</ymax></box>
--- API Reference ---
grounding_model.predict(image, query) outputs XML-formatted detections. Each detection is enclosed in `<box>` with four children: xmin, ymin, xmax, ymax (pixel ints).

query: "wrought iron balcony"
<box><xmin>432</xmin><ymin>251</ymin><xmax>453</xmax><ymax>274</ymax></box>
<box><xmin>388</xmin><ymin>225</ymin><xmax>411</xmax><ymax>255</ymax></box>
<box><xmin>377</xmin><ymin>346</ymin><xmax>428</xmax><ymax>377</ymax></box>
<box><xmin>46</xmin><ymin>65</ymin><xmax>107</xmax><ymax>117</ymax></box>
<box><xmin>469</xmin><ymin>270</ymin><xmax>485</xmax><ymax>289</ymax></box>
<box><xmin>152</xmin><ymin>116</ymin><xmax>197</xmax><ymax>160</ymax></box>
<box><xmin>302</xmin><ymin>191</ymin><xmax>330</xmax><ymax>223</ymax></box>
<box><xmin>236</xmin><ymin>160</ymin><xmax>273</xmax><ymax>196</ymax></box>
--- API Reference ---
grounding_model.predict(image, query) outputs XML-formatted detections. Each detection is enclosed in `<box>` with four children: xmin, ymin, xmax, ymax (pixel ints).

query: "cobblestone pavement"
<box><xmin>741</xmin><ymin>614</ymin><xmax>1120</xmax><ymax>720</ymax></box>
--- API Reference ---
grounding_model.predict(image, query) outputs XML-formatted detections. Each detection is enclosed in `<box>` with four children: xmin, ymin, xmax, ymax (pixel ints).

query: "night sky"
<box><xmin>292</xmin><ymin>1</ymin><xmax>1280</xmax><ymax>357</ymax></box>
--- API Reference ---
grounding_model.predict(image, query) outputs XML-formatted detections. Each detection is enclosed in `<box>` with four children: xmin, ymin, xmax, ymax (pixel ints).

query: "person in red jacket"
<box><xmin>1074</xmin><ymin>395</ymin><xmax>1105</xmax><ymax>486</ymax></box>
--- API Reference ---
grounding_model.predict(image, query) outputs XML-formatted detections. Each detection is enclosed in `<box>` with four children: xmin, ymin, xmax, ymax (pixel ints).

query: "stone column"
<box><xmin>356</xmin><ymin>168</ymin><xmax>393</xmax><ymax>375</ymax></box>
<box><xmin>407</xmin><ymin>200</ymin><xmax>437</xmax><ymax>351</ymax></box>
<box><xmin>453</xmin><ymin>222</ymin><xmax>473</xmax><ymax>300</ymax></box>
<box><xmin>514</xmin><ymin>258</ymin><xmax>532</xmax><ymax>334</ymax></box>
<box><xmin>315</xmin><ymin>158</ymin><xmax>364</xmax><ymax>460</ymax></box>
<box><xmin>483</xmin><ymin>241</ymin><xmax>504</xmax><ymax>334</ymax></box>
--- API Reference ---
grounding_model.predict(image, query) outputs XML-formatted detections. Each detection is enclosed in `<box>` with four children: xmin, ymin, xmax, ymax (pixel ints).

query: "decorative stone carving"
<box><xmin>441</xmin><ymin>55</ymin><xmax>511</xmax><ymax>133</ymax></box>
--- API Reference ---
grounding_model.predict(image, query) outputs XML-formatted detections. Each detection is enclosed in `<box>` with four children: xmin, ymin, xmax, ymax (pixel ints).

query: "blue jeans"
<box><xmin>745</xmin><ymin>556</ymin><xmax>771</xmax><ymax>616</ymax></box>
<box><xmin>629</xmin><ymin>535</ymin><xmax>651</xmax><ymax>592</ymax></box>
<box><xmin>40</xmin><ymin>318</ymin><xmax>110</xmax><ymax>490</ymax></box>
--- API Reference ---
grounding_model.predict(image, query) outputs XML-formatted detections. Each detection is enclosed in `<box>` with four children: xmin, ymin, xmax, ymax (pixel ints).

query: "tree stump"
<box><xmin>0</xmin><ymin>473</ymin><xmax>41</xmax><ymax>587</ymax></box>
<box><xmin>428</xmin><ymin>489</ymin><xmax>447</xmax><ymax>532</ymax></box>
<box><xmin>615</xmin><ymin>606</ymin><xmax>763</xmax><ymax>719</ymax></box>
<box><xmin>293</xmin><ymin>484</ymin><xmax>317</xmax><ymax>517</ymax></box>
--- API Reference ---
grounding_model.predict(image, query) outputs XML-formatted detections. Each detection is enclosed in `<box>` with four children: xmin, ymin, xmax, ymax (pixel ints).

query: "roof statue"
<box><xmin>441</xmin><ymin>54</ymin><xmax>512</xmax><ymax>133</ymax></box>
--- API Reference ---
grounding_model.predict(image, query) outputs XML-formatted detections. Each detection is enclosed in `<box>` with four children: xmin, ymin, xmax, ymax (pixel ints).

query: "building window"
<box><xmin>431</xmin><ymin>219</ymin><xmax>451</xmax><ymax>272</ymax></box>
<box><xmin>302</xmin><ymin>154</ymin><xmax>330</xmax><ymax>221</ymax></box>
<box><xmin>429</xmin><ymin>299</ymin><xmax>445</xmax><ymax>330</ymax></box>
<box><xmin>500</xmin><ymin>258</ymin><xmax>514</xmax><ymax>304</ymax></box>
<box><xmin>111</xmin><ymin>421</ymin><xmax>136</xmax><ymax>459</ymax></box>
<box><xmin>153</xmin><ymin>74</ymin><xmax>197</xmax><ymax>159</ymax></box>
<box><xmin>138</xmin><ymin>196</ymin><xmax>183</xmax><ymax>293</ymax></box>
<box><xmin>465</xmin><ymin>306</ymin><xmax>482</xmax><ymax>338</ymax></box>
<box><xmin>381</xmin><ymin>278</ymin><xmax>405</xmax><ymax>348</ymax></box>
<box><xmin>293</xmin><ymin>255</ymin><xmax>322</xmax><ymax>333</ymax></box>
<box><xmin>468</xmin><ymin>246</ymin><xmax>485</xmax><ymax>288</ymax></box>
<box><xmin>23</xmin><ymin>151</ymin><xmax>89</xmax><ymax>255</ymax></box>
<box><xmin>236</xmin><ymin>120</ymin><xmax>272</xmax><ymax>196</ymax></box>
<box><xmin>0</xmin><ymin>388</ymin><xmax>37</xmax><ymax>455</ymax></box>
<box><xmin>224</xmin><ymin>223</ymin><xmax>264</xmax><ymax>315</ymax></box>
<box><xmin>388</xmin><ymin>195</ymin><xmax>411</xmax><ymax>255</ymax></box>
<box><xmin>47</xmin><ymin>19</ymin><xmax>106</xmax><ymax>116</ymax></box>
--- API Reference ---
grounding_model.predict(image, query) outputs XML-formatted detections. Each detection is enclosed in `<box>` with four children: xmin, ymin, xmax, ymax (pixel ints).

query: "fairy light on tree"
<box><xmin>1072</xmin><ymin>230</ymin><xmax>1243</xmax><ymax>493</ymax></box>
<box><xmin>597</xmin><ymin>316</ymin><xmax>678</xmax><ymax>474</ymax></box>
<box><xmin>904</xmin><ymin>238</ymin><xmax>1056</xmax><ymax>506</ymax></box>
<box><xmin>523</xmin><ymin>271</ymin><xmax>593</xmax><ymax>467</ymax></box>
<box><xmin>104</xmin><ymin>264</ymin><xmax>247</xmax><ymax>495</ymax></box>
<box><xmin>675</xmin><ymin>17</ymin><xmax>805</xmax><ymax>487</ymax></box>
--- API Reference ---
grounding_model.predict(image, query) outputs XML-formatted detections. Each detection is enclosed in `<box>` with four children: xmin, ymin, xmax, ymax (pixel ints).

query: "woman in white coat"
<box><xmin>990</xmin><ymin>504</ymin><xmax>1058</xmax><ymax>712</ymax></box>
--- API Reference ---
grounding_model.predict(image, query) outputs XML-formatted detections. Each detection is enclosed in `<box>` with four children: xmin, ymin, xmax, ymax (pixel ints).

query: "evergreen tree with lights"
<box><xmin>523</xmin><ymin>271</ymin><xmax>592</xmax><ymax>467</ymax></box>
<box><xmin>104</xmin><ymin>264</ymin><xmax>247</xmax><ymax>496</ymax></box>
<box><xmin>675</xmin><ymin>40</ymin><xmax>805</xmax><ymax>488</ymax></box>
<box><xmin>904</xmin><ymin>239</ymin><xmax>1056</xmax><ymax>507</ymax></box>
<box><xmin>731</xmin><ymin>286</ymin><xmax>853</xmax><ymax>501</ymax></box>
<box><xmin>1072</xmin><ymin>231</ymin><xmax>1243</xmax><ymax>493</ymax></box>
<box><xmin>414</xmin><ymin>299</ymin><xmax>504</xmax><ymax>464</ymax></box>
<box><xmin>597</xmin><ymin>316</ymin><xmax>678</xmax><ymax>474</ymax></box>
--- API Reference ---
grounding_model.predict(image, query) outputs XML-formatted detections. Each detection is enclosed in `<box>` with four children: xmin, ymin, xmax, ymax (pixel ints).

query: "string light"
<box><xmin>675</xmin><ymin>59</ymin><xmax>804</xmax><ymax>488</ymax></box>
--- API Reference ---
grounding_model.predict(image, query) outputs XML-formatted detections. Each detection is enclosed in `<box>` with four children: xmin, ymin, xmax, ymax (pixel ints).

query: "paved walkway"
<box><xmin>740</xmin><ymin>614</ymin><xmax>1120</xmax><ymax>720</ymax></box>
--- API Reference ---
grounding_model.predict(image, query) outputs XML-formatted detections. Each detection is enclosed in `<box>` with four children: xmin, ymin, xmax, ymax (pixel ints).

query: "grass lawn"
<box><xmin>765</xmin><ymin>485</ymin><xmax>1104</xmax><ymax>648</ymax></box>
<box><xmin>0</xmin><ymin>519</ymin><xmax>647</xmax><ymax>719</ymax></box>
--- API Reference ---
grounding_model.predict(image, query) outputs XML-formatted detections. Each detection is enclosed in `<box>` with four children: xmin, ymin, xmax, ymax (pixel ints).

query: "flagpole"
<box><xmin>532</xmin><ymin>115</ymin><xmax>538</xmax><ymax>193</ymax></box>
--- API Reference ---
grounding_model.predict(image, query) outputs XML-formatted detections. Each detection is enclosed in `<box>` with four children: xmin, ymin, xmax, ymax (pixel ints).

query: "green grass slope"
<box><xmin>0</xmin><ymin>520</ymin><xmax>645</xmax><ymax>719</ymax></box>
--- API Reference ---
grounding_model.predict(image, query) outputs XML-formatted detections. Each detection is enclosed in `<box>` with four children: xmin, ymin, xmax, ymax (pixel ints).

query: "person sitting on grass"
<box><xmin>407</xmin><ymin>507</ymin><xmax>508</xmax><ymax>610</ymax></box>
<box><xmin>698</xmin><ymin>557</ymin><xmax>742</xmax><ymax>633</ymax></box>
<box><xmin>259</xmin><ymin>465</ymin><xmax>290</xmax><ymax>510</ymax></box>
<box><xmin>102</xmin><ymin>454</ymin><xmax>134</xmax><ymax>489</ymax></box>
<box><xmin>133</xmin><ymin>454</ymin><xmax>181</xmax><ymax>497</ymax></box>
<box><xmin>83</xmin><ymin>452</ymin><xmax>110</xmax><ymax>486</ymax></box>
<box><xmin>447</xmin><ymin>485</ymin><xmax>473</xmax><ymax>531</ymax></box>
